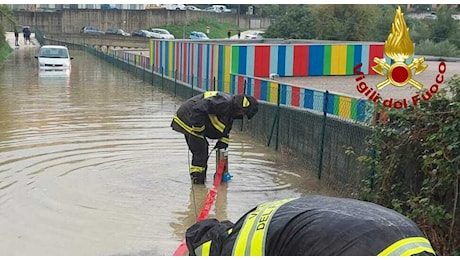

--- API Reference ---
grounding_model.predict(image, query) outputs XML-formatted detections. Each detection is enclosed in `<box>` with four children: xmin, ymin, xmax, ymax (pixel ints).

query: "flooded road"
<box><xmin>0</xmin><ymin>47</ymin><xmax>337</xmax><ymax>256</ymax></box>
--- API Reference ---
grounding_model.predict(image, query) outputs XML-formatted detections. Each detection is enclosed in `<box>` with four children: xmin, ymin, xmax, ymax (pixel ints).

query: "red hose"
<box><xmin>172</xmin><ymin>160</ymin><xmax>226</xmax><ymax>256</ymax></box>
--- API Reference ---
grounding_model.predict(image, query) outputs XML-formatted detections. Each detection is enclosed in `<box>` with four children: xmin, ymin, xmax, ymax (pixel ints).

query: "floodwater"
<box><xmin>0</xmin><ymin>47</ymin><xmax>337</xmax><ymax>256</ymax></box>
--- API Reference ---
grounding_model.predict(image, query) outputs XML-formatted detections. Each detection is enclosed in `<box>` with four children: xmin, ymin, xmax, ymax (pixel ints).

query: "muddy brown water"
<box><xmin>0</xmin><ymin>47</ymin><xmax>339</xmax><ymax>256</ymax></box>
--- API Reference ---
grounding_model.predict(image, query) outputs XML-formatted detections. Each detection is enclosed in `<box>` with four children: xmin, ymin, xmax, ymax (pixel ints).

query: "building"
<box><xmin>7</xmin><ymin>4</ymin><xmax>145</xmax><ymax>10</ymax></box>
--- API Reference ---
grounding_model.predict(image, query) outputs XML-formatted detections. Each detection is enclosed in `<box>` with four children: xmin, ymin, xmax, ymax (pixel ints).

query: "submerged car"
<box><xmin>35</xmin><ymin>45</ymin><xmax>73</xmax><ymax>74</ymax></box>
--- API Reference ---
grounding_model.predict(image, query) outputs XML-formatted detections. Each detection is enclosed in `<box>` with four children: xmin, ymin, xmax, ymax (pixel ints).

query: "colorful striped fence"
<box><xmin>149</xmin><ymin>40</ymin><xmax>384</xmax><ymax>91</ymax></box>
<box><xmin>230</xmin><ymin>43</ymin><xmax>384</xmax><ymax>77</ymax></box>
<box><xmin>112</xmin><ymin>39</ymin><xmax>385</xmax><ymax>125</ymax></box>
<box><xmin>230</xmin><ymin>73</ymin><xmax>375</xmax><ymax>124</ymax></box>
<box><xmin>111</xmin><ymin>50</ymin><xmax>150</xmax><ymax>69</ymax></box>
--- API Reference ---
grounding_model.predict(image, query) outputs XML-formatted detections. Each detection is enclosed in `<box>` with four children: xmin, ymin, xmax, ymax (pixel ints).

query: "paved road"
<box><xmin>5</xmin><ymin>31</ymin><xmax>39</xmax><ymax>49</ymax></box>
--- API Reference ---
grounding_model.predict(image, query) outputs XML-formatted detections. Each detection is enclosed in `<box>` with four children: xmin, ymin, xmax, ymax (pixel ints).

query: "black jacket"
<box><xmin>171</xmin><ymin>91</ymin><xmax>237</xmax><ymax>143</ymax></box>
<box><xmin>186</xmin><ymin>195</ymin><xmax>436</xmax><ymax>256</ymax></box>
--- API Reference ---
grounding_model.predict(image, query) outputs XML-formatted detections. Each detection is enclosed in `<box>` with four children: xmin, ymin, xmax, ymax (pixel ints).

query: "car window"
<box><xmin>40</xmin><ymin>48</ymin><xmax>68</xmax><ymax>58</ymax></box>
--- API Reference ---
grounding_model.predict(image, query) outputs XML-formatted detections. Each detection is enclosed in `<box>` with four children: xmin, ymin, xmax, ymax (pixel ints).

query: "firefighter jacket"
<box><xmin>185</xmin><ymin>195</ymin><xmax>436</xmax><ymax>256</ymax></box>
<box><xmin>171</xmin><ymin>91</ymin><xmax>237</xmax><ymax>145</ymax></box>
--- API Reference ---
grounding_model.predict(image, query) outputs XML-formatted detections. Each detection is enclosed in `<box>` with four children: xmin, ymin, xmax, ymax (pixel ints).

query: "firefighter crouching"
<box><xmin>170</xmin><ymin>91</ymin><xmax>259</xmax><ymax>184</ymax></box>
<box><xmin>185</xmin><ymin>195</ymin><xmax>436</xmax><ymax>256</ymax></box>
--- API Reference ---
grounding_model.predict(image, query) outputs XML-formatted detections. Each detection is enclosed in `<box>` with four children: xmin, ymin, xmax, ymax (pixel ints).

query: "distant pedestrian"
<box><xmin>237</xmin><ymin>30</ymin><xmax>241</xmax><ymax>39</ymax></box>
<box><xmin>22</xmin><ymin>26</ymin><xmax>31</xmax><ymax>45</ymax></box>
<box><xmin>22</xmin><ymin>26</ymin><xmax>27</xmax><ymax>44</ymax></box>
<box><xmin>14</xmin><ymin>28</ymin><xmax>19</xmax><ymax>46</ymax></box>
<box><xmin>227</xmin><ymin>30</ymin><xmax>231</xmax><ymax>39</ymax></box>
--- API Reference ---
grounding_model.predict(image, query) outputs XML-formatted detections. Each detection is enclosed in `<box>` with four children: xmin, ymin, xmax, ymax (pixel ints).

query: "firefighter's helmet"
<box><xmin>233</xmin><ymin>94</ymin><xmax>259</xmax><ymax>120</ymax></box>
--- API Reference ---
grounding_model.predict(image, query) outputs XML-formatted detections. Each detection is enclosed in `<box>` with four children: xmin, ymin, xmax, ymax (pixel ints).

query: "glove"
<box><xmin>214</xmin><ymin>141</ymin><xmax>228</xmax><ymax>150</ymax></box>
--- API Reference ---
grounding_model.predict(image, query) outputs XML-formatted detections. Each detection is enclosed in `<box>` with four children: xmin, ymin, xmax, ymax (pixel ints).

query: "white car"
<box><xmin>185</xmin><ymin>5</ymin><xmax>201</xmax><ymax>11</ymax></box>
<box><xmin>162</xmin><ymin>4</ymin><xmax>186</xmax><ymax>10</ymax></box>
<box><xmin>148</xmin><ymin>28</ymin><xmax>175</xmax><ymax>39</ymax></box>
<box><xmin>204</xmin><ymin>5</ymin><xmax>231</xmax><ymax>13</ymax></box>
<box><xmin>35</xmin><ymin>45</ymin><xmax>73</xmax><ymax>74</ymax></box>
<box><xmin>132</xmin><ymin>29</ymin><xmax>155</xmax><ymax>38</ymax></box>
<box><xmin>244</xmin><ymin>31</ymin><xmax>265</xmax><ymax>40</ymax></box>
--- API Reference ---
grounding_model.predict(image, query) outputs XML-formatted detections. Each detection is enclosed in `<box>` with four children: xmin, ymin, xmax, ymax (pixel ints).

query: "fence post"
<box><xmin>213</xmin><ymin>76</ymin><xmax>216</xmax><ymax>91</ymax></box>
<box><xmin>318</xmin><ymin>90</ymin><xmax>329</xmax><ymax>180</ymax></box>
<box><xmin>191</xmin><ymin>75</ymin><xmax>194</xmax><ymax>97</ymax></box>
<box><xmin>240</xmin><ymin>79</ymin><xmax>247</xmax><ymax>132</ymax></box>
<box><xmin>369</xmin><ymin>111</ymin><xmax>380</xmax><ymax>191</ymax></box>
<box><xmin>151</xmin><ymin>64</ymin><xmax>154</xmax><ymax>86</ymax></box>
<box><xmin>268</xmin><ymin>85</ymin><xmax>281</xmax><ymax>150</ymax></box>
<box><xmin>174</xmin><ymin>69</ymin><xmax>177</xmax><ymax>97</ymax></box>
<box><xmin>275</xmin><ymin>83</ymin><xmax>281</xmax><ymax>151</ymax></box>
<box><xmin>143</xmin><ymin>59</ymin><xmax>146</xmax><ymax>82</ymax></box>
<box><xmin>161</xmin><ymin>66</ymin><xmax>164</xmax><ymax>90</ymax></box>
<box><xmin>135</xmin><ymin>55</ymin><xmax>139</xmax><ymax>75</ymax></box>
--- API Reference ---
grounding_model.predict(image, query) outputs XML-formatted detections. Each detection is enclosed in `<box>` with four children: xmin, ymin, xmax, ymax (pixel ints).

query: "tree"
<box><xmin>372</xmin><ymin>4</ymin><xmax>402</xmax><ymax>42</ymax></box>
<box><xmin>431</xmin><ymin>4</ymin><xmax>459</xmax><ymax>45</ymax></box>
<box><xmin>253</xmin><ymin>4</ymin><xmax>293</xmax><ymax>17</ymax></box>
<box><xmin>310</xmin><ymin>4</ymin><xmax>380</xmax><ymax>41</ymax></box>
<box><xmin>263</xmin><ymin>5</ymin><xmax>314</xmax><ymax>39</ymax></box>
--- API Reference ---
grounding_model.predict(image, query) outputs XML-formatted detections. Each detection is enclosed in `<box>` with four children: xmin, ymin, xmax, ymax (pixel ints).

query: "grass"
<box><xmin>0</xmin><ymin>42</ymin><xmax>13</xmax><ymax>64</ymax></box>
<box><xmin>160</xmin><ymin>17</ymin><xmax>241</xmax><ymax>39</ymax></box>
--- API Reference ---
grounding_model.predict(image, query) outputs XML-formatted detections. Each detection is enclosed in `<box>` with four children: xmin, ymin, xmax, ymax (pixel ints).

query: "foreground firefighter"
<box><xmin>185</xmin><ymin>195</ymin><xmax>436</xmax><ymax>256</ymax></box>
<box><xmin>171</xmin><ymin>91</ymin><xmax>259</xmax><ymax>184</ymax></box>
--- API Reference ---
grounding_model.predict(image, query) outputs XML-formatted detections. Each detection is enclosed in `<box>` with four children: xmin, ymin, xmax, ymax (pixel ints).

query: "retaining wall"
<box><xmin>1</xmin><ymin>9</ymin><xmax>271</xmax><ymax>34</ymax></box>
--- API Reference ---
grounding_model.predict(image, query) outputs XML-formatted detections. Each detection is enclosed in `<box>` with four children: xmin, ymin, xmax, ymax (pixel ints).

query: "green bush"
<box><xmin>353</xmin><ymin>75</ymin><xmax>460</xmax><ymax>255</ymax></box>
<box><xmin>415</xmin><ymin>39</ymin><xmax>460</xmax><ymax>57</ymax></box>
<box><xmin>0</xmin><ymin>24</ymin><xmax>13</xmax><ymax>63</ymax></box>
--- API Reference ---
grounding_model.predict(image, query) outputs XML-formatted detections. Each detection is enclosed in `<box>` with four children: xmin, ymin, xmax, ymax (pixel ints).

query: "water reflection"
<box><xmin>170</xmin><ymin>182</ymin><xmax>229</xmax><ymax>243</ymax></box>
<box><xmin>38</xmin><ymin>71</ymin><xmax>71</xmax><ymax>88</ymax></box>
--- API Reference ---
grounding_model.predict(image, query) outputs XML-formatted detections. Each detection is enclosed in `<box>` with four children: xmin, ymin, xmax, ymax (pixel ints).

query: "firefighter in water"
<box><xmin>170</xmin><ymin>91</ymin><xmax>259</xmax><ymax>184</ymax></box>
<box><xmin>185</xmin><ymin>195</ymin><xmax>436</xmax><ymax>256</ymax></box>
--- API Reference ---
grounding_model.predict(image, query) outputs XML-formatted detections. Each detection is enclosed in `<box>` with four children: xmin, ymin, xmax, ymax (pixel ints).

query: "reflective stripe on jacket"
<box><xmin>171</xmin><ymin>91</ymin><xmax>234</xmax><ymax>143</ymax></box>
<box><xmin>219</xmin><ymin>196</ymin><xmax>436</xmax><ymax>256</ymax></box>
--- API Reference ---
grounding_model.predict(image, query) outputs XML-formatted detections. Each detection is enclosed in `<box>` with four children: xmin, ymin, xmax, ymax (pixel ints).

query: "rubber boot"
<box><xmin>190</xmin><ymin>171</ymin><xmax>206</xmax><ymax>185</ymax></box>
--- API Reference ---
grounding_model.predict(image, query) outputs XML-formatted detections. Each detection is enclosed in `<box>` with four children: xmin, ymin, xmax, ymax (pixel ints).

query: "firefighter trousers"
<box><xmin>184</xmin><ymin>133</ymin><xmax>209</xmax><ymax>174</ymax></box>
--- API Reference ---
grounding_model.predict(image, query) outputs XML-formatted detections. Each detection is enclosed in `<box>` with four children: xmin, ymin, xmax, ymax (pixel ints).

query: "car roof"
<box><xmin>40</xmin><ymin>45</ymin><xmax>68</xmax><ymax>49</ymax></box>
<box><xmin>151</xmin><ymin>28</ymin><xmax>168</xmax><ymax>32</ymax></box>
